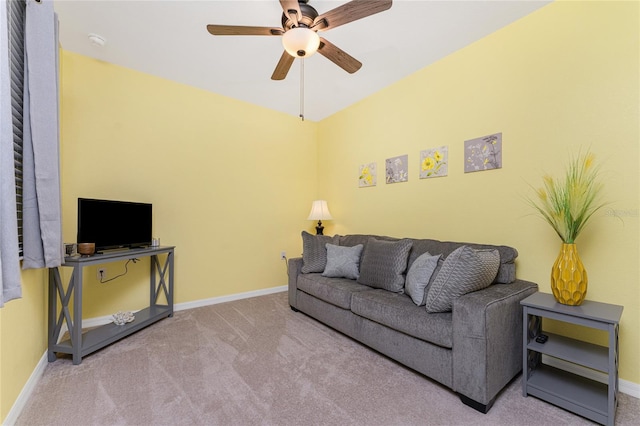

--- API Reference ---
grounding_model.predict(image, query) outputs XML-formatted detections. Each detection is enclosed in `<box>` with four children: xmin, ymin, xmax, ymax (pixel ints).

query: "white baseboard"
<box><xmin>3</xmin><ymin>353</ymin><xmax>48</xmax><ymax>426</ymax></box>
<box><xmin>173</xmin><ymin>285</ymin><xmax>287</xmax><ymax>312</ymax></box>
<box><xmin>621</xmin><ymin>380</ymin><xmax>640</xmax><ymax>399</ymax></box>
<box><xmin>60</xmin><ymin>285</ymin><xmax>289</xmax><ymax>336</ymax></box>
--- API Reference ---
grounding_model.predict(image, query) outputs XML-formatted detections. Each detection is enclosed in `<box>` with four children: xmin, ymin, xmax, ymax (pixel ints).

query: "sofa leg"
<box><xmin>290</xmin><ymin>306</ymin><xmax>299</xmax><ymax>312</ymax></box>
<box><xmin>459</xmin><ymin>394</ymin><xmax>495</xmax><ymax>414</ymax></box>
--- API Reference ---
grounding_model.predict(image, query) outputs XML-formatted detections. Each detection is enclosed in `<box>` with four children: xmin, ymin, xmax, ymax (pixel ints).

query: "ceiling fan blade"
<box><xmin>317</xmin><ymin>38</ymin><xmax>362</xmax><ymax>74</ymax></box>
<box><xmin>312</xmin><ymin>0</ymin><xmax>392</xmax><ymax>31</ymax></box>
<box><xmin>206</xmin><ymin>25</ymin><xmax>283</xmax><ymax>36</ymax></box>
<box><xmin>279</xmin><ymin>0</ymin><xmax>302</xmax><ymax>27</ymax></box>
<box><xmin>271</xmin><ymin>51</ymin><xmax>295</xmax><ymax>80</ymax></box>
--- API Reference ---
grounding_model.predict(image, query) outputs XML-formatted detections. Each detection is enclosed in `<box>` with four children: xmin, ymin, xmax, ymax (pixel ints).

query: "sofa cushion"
<box><xmin>404</xmin><ymin>252</ymin><xmax>442</xmax><ymax>305</ymax></box>
<box><xmin>425</xmin><ymin>246</ymin><xmax>500</xmax><ymax>313</ymax></box>
<box><xmin>338</xmin><ymin>234</ymin><xmax>399</xmax><ymax>249</ymax></box>
<box><xmin>301</xmin><ymin>231</ymin><xmax>339</xmax><ymax>273</ymax></box>
<box><xmin>351</xmin><ymin>289</ymin><xmax>453</xmax><ymax>348</ymax></box>
<box><xmin>322</xmin><ymin>243</ymin><xmax>363</xmax><ymax>280</ymax></box>
<box><xmin>357</xmin><ymin>238</ymin><xmax>413</xmax><ymax>292</ymax></box>
<box><xmin>408</xmin><ymin>239</ymin><xmax>518</xmax><ymax>284</ymax></box>
<box><xmin>297</xmin><ymin>273</ymin><xmax>370</xmax><ymax>310</ymax></box>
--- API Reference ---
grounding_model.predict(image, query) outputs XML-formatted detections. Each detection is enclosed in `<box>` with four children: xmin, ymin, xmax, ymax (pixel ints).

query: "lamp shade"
<box><xmin>307</xmin><ymin>200</ymin><xmax>333</xmax><ymax>221</ymax></box>
<box><xmin>282</xmin><ymin>27</ymin><xmax>320</xmax><ymax>58</ymax></box>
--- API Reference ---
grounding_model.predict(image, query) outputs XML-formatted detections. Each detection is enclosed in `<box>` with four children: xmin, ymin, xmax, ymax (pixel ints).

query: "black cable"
<box><xmin>99</xmin><ymin>258</ymin><xmax>139</xmax><ymax>284</ymax></box>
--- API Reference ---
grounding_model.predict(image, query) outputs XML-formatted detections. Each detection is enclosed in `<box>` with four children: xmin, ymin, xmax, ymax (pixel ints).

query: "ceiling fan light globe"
<box><xmin>282</xmin><ymin>27</ymin><xmax>320</xmax><ymax>58</ymax></box>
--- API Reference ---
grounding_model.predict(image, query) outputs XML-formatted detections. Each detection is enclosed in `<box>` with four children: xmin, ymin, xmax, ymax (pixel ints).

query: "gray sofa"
<box><xmin>288</xmin><ymin>233</ymin><xmax>538</xmax><ymax>413</ymax></box>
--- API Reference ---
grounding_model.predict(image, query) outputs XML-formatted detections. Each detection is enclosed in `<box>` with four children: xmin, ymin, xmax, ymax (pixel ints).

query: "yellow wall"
<box><xmin>0</xmin><ymin>269</ymin><xmax>46</xmax><ymax>420</ymax></box>
<box><xmin>318</xmin><ymin>1</ymin><xmax>639</xmax><ymax>383</ymax></box>
<box><xmin>2</xmin><ymin>0</ymin><xmax>639</xmax><ymax>422</ymax></box>
<box><xmin>59</xmin><ymin>51</ymin><xmax>319</xmax><ymax>316</ymax></box>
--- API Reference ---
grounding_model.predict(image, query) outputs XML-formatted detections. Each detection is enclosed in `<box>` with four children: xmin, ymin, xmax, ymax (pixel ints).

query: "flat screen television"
<box><xmin>77</xmin><ymin>198</ymin><xmax>152</xmax><ymax>251</ymax></box>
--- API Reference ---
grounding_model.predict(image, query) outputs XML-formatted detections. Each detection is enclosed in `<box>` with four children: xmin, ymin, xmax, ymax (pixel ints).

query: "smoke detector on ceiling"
<box><xmin>88</xmin><ymin>33</ymin><xmax>106</xmax><ymax>47</ymax></box>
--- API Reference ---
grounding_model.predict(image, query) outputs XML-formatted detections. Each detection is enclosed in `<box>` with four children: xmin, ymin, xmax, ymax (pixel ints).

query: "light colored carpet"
<box><xmin>16</xmin><ymin>292</ymin><xmax>640</xmax><ymax>425</ymax></box>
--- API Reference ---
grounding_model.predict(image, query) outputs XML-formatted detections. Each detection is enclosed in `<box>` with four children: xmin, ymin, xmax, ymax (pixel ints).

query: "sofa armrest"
<box><xmin>452</xmin><ymin>280</ymin><xmax>538</xmax><ymax>407</ymax></box>
<box><xmin>288</xmin><ymin>257</ymin><xmax>303</xmax><ymax>309</ymax></box>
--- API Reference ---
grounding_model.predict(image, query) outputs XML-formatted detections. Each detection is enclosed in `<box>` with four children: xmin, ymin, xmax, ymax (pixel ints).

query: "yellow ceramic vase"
<box><xmin>551</xmin><ymin>243</ymin><xmax>588</xmax><ymax>305</ymax></box>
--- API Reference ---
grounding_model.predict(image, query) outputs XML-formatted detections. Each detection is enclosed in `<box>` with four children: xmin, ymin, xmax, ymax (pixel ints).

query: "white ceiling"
<box><xmin>53</xmin><ymin>0</ymin><xmax>551</xmax><ymax>122</ymax></box>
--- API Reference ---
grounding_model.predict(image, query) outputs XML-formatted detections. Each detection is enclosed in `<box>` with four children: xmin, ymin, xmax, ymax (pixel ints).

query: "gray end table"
<box><xmin>48</xmin><ymin>246</ymin><xmax>175</xmax><ymax>365</ymax></box>
<box><xmin>521</xmin><ymin>292</ymin><xmax>623</xmax><ymax>426</ymax></box>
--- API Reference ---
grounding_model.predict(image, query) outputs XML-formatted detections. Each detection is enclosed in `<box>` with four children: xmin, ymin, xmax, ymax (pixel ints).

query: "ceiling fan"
<box><xmin>206</xmin><ymin>0</ymin><xmax>393</xmax><ymax>80</ymax></box>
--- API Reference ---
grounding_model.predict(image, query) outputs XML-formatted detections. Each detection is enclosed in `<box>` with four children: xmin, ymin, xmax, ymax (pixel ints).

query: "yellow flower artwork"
<box><xmin>359</xmin><ymin>162</ymin><xmax>377</xmax><ymax>187</ymax></box>
<box><xmin>420</xmin><ymin>146</ymin><xmax>448</xmax><ymax>179</ymax></box>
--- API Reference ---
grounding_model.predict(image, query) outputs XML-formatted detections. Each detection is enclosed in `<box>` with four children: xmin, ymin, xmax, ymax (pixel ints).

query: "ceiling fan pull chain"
<box><xmin>300</xmin><ymin>58</ymin><xmax>305</xmax><ymax>121</ymax></box>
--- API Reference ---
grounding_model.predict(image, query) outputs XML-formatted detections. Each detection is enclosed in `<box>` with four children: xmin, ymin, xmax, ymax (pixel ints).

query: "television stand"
<box><xmin>48</xmin><ymin>246</ymin><xmax>175</xmax><ymax>365</ymax></box>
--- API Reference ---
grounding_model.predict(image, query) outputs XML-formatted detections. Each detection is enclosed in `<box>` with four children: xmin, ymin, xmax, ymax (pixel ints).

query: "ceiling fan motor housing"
<box><xmin>281</xmin><ymin>2</ymin><xmax>318</xmax><ymax>30</ymax></box>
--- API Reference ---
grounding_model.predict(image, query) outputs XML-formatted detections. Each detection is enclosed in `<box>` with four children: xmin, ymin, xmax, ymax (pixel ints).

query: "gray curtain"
<box><xmin>0</xmin><ymin>0</ymin><xmax>62</xmax><ymax>306</ymax></box>
<box><xmin>0</xmin><ymin>2</ymin><xmax>22</xmax><ymax>307</ymax></box>
<box><xmin>22</xmin><ymin>0</ymin><xmax>62</xmax><ymax>269</ymax></box>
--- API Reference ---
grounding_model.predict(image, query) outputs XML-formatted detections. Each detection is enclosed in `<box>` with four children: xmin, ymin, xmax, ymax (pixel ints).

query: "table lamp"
<box><xmin>307</xmin><ymin>200</ymin><xmax>333</xmax><ymax>235</ymax></box>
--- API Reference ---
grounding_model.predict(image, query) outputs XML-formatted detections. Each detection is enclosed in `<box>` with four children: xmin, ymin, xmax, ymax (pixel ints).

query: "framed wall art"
<box><xmin>420</xmin><ymin>146</ymin><xmax>448</xmax><ymax>179</ymax></box>
<box><xmin>359</xmin><ymin>162</ymin><xmax>377</xmax><ymax>187</ymax></box>
<box><xmin>386</xmin><ymin>155</ymin><xmax>408</xmax><ymax>184</ymax></box>
<box><xmin>464</xmin><ymin>132</ymin><xmax>502</xmax><ymax>173</ymax></box>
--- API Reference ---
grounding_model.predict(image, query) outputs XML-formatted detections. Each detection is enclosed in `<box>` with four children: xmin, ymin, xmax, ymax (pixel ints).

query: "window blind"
<box><xmin>7</xmin><ymin>0</ymin><xmax>25</xmax><ymax>256</ymax></box>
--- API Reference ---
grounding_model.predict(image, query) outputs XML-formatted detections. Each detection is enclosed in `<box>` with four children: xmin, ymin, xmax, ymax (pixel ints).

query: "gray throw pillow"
<box><xmin>301</xmin><ymin>231</ymin><xmax>339</xmax><ymax>273</ymax></box>
<box><xmin>404</xmin><ymin>252</ymin><xmax>441</xmax><ymax>306</ymax></box>
<box><xmin>322</xmin><ymin>243</ymin><xmax>363</xmax><ymax>280</ymax></box>
<box><xmin>425</xmin><ymin>246</ymin><xmax>500</xmax><ymax>313</ymax></box>
<box><xmin>357</xmin><ymin>238</ymin><xmax>413</xmax><ymax>292</ymax></box>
